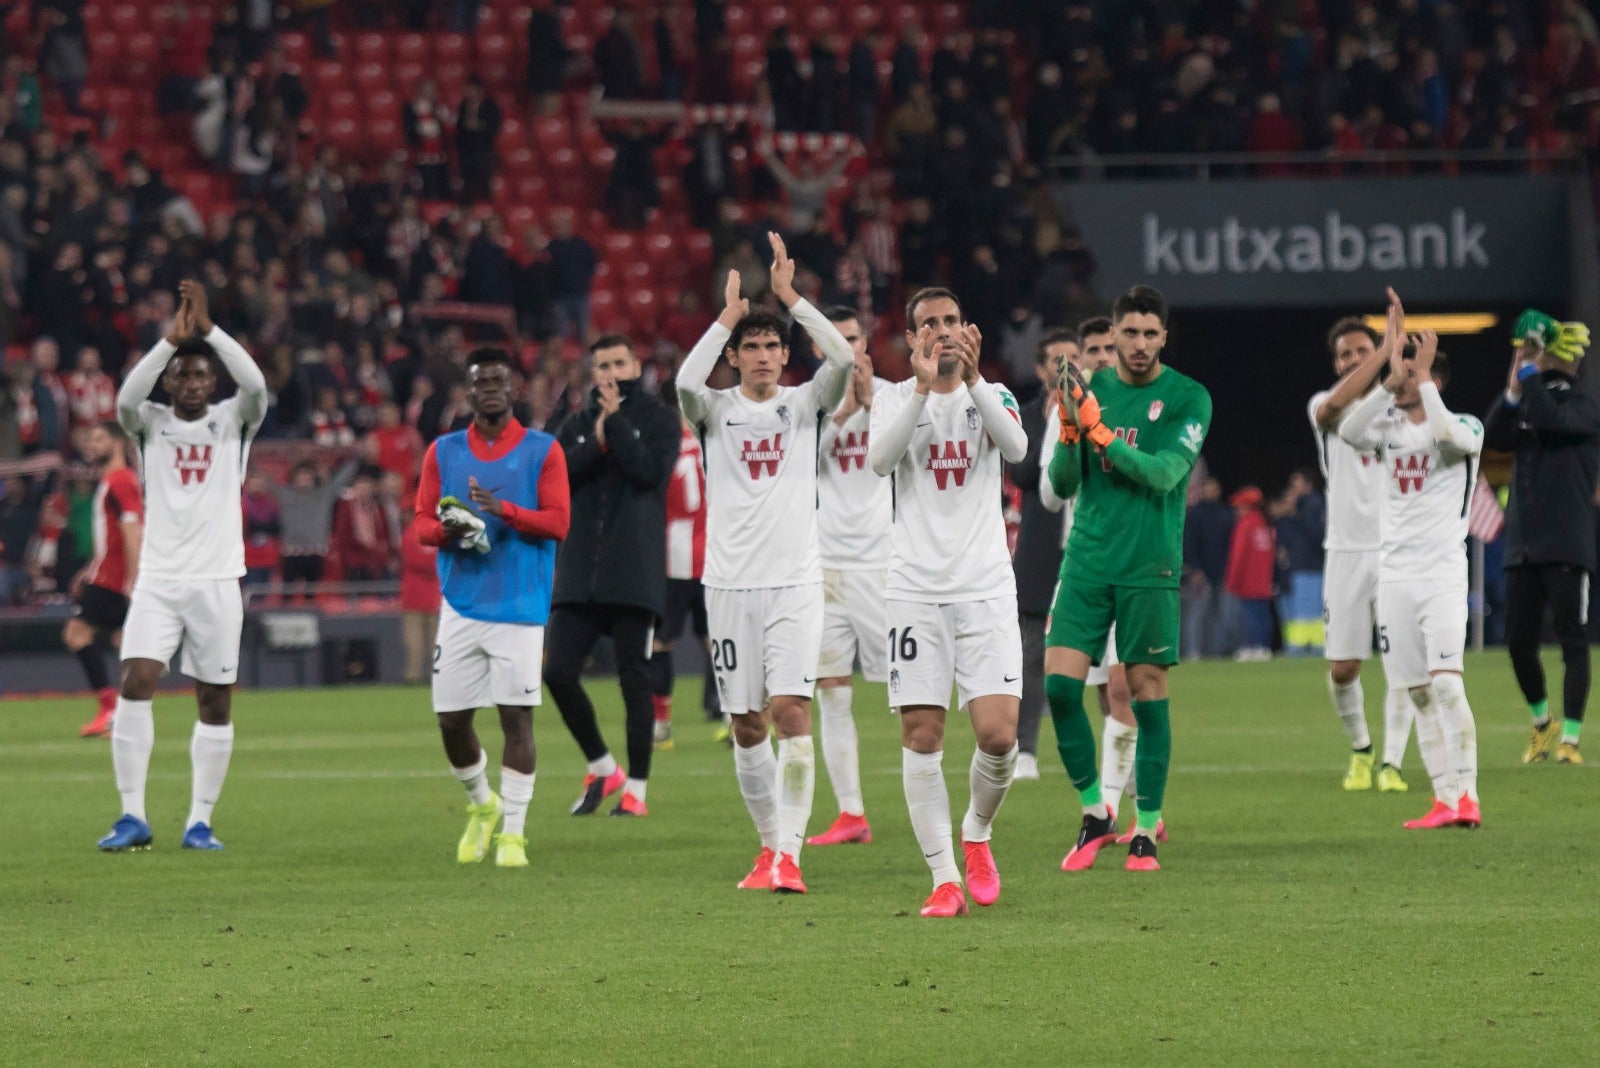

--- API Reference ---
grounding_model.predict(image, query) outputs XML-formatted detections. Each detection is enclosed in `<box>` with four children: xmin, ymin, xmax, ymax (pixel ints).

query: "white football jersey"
<box><xmin>1339</xmin><ymin>384</ymin><xmax>1482</xmax><ymax>583</ymax></box>
<box><xmin>872</xmin><ymin>379</ymin><xmax>1019</xmax><ymax>603</ymax></box>
<box><xmin>1307</xmin><ymin>389</ymin><xmax>1384</xmax><ymax>552</ymax></box>
<box><xmin>676</xmin><ymin>299</ymin><xmax>852</xmax><ymax>590</ymax></box>
<box><xmin>118</xmin><ymin>329</ymin><xmax>268</xmax><ymax>582</ymax></box>
<box><xmin>818</xmin><ymin>378</ymin><xmax>892</xmax><ymax>571</ymax></box>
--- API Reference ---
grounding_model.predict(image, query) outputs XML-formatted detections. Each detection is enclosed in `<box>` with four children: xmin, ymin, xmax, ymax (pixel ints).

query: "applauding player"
<box><xmin>675</xmin><ymin>234</ymin><xmax>855</xmax><ymax>894</ymax></box>
<box><xmin>869</xmin><ymin>288</ymin><xmax>1027</xmax><ymax>918</ymax></box>
<box><xmin>1049</xmin><ymin>286</ymin><xmax>1212</xmax><ymax>874</ymax></box>
<box><xmin>415</xmin><ymin>348</ymin><xmax>570</xmax><ymax>868</ymax></box>
<box><xmin>1338</xmin><ymin>326</ymin><xmax>1484</xmax><ymax>830</ymax></box>
<box><xmin>99</xmin><ymin>280</ymin><xmax>267</xmax><ymax>853</ymax></box>
<box><xmin>809</xmin><ymin>306</ymin><xmax>891</xmax><ymax>847</ymax></box>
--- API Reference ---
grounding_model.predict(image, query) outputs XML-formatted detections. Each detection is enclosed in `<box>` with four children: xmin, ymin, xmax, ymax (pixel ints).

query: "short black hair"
<box><xmin>728</xmin><ymin>310</ymin><xmax>789</xmax><ymax>352</ymax></box>
<box><xmin>1077</xmin><ymin>316</ymin><xmax>1113</xmax><ymax>344</ymax></box>
<box><xmin>466</xmin><ymin>346</ymin><xmax>513</xmax><ymax>372</ymax></box>
<box><xmin>906</xmin><ymin>287</ymin><xmax>963</xmax><ymax>329</ymax></box>
<box><xmin>1112</xmin><ymin>285</ymin><xmax>1168</xmax><ymax>327</ymax></box>
<box><xmin>589</xmin><ymin>333</ymin><xmax>634</xmax><ymax>355</ymax></box>
<box><xmin>823</xmin><ymin>305</ymin><xmax>860</xmax><ymax>325</ymax></box>
<box><xmin>1400</xmin><ymin>344</ymin><xmax>1452</xmax><ymax>389</ymax></box>
<box><xmin>1327</xmin><ymin>316</ymin><xmax>1379</xmax><ymax>358</ymax></box>
<box><xmin>1037</xmin><ymin>327</ymin><xmax>1078</xmax><ymax>365</ymax></box>
<box><xmin>170</xmin><ymin>339</ymin><xmax>217</xmax><ymax>364</ymax></box>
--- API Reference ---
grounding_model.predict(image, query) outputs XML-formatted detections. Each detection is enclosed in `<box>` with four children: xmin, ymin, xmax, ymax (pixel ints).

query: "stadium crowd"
<box><xmin>0</xmin><ymin>0</ymin><xmax>1595</xmax><ymax>634</ymax></box>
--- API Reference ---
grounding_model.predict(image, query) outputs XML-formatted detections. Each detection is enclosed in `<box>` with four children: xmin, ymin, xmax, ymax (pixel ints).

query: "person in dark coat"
<box><xmin>545</xmin><ymin>334</ymin><xmax>680</xmax><ymax>816</ymax></box>
<box><xmin>1484</xmin><ymin>311</ymin><xmax>1600</xmax><ymax>764</ymax></box>
<box><xmin>1008</xmin><ymin>327</ymin><xmax>1074</xmax><ymax>778</ymax></box>
<box><xmin>455</xmin><ymin>78</ymin><xmax>502</xmax><ymax>204</ymax></box>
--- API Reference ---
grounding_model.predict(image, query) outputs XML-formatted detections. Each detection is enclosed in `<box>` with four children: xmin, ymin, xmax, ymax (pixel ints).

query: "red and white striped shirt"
<box><xmin>665</xmin><ymin>424</ymin><xmax>705</xmax><ymax>580</ymax></box>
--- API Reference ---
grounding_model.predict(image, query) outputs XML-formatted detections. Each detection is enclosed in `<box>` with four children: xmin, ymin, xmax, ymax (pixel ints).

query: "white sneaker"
<box><xmin>1014</xmin><ymin>751</ymin><xmax>1040</xmax><ymax>780</ymax></box>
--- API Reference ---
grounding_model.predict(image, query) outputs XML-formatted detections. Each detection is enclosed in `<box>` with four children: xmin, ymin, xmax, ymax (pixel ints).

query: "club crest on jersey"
<box><xmin>888</xmin><ymin>668</ymin><xmax>900</xmax><ymax>692</ymax></box>
<box><xmin>832</xmin><ymin>430</ymin><xmax>868</xmax><ymax>472</ymax></box>
<box><xmin>776</xmin><ymin>405</ymin><xmax>791</xmax><ymax>426</ymax></box>
<box><xmin>926</xmin><ymin>440</ymin><xmax>974</xmax><ymax>489</ymax></box>
<box><xmin>1148</xmin><ymin>400</ymin><xmax>1164</xmax><ymax>421</ymax></box>
<box><xmin>206</xmin><ymin>420</ymin><xmax>217</xmax><ymax>434</ymax></box>
<box><xmin>966</xmin><ymin>406</ymin><xmax>979</xmax><ymax>430</ymax></box>
<box><xmin>174</xmin><ymin>443</ymin><xmax>213</xmax><ymax>485</ymax></box>
<box><xmin>739</xmin><ymin>433</ymin><xmax>785</xmax><ymax>479</ymax></box>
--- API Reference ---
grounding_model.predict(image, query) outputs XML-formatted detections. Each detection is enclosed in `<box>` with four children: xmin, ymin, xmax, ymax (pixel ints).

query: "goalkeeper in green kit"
<box><xmin>1046</xmin><ymin>285</ymin><xmax>1212</xmax><ymax>873</ymax></box>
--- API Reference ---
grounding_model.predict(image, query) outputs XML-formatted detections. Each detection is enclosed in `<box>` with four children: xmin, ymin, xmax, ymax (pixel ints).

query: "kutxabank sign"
<box><xmin>1055</xmin><ymin>175</ymin><xmax>1569</xmax><ymax>307</ymax></box>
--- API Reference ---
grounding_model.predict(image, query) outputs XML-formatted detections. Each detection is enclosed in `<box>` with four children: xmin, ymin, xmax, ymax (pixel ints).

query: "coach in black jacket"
<box><xmin>1483</xmin><ymin>312</ymin><xmax>1600</xmax><ymax>765</ymax></box>
<box><xmin>1008</xmin><ymin>327</ymin><xmax>1077</xmax><ymax>779</ymax></box>
<box><xmin>546</xmin><ymin>334</ymin><xmax>680</xmax><ymax>816</ymax></box>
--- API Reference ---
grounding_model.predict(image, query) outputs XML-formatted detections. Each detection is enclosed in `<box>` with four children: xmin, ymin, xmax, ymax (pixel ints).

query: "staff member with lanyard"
<box><xmin>1484</xmin><ymin>310</ymin><xmax>1599</xmax><ymax>765</ymax></box>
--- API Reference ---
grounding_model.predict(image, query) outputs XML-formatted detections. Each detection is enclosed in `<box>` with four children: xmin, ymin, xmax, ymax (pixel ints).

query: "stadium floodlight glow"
<box><xmin>1360</xmin><ymin>313</ymin><xmax>1499</xmax><ymax>336</ymax></box>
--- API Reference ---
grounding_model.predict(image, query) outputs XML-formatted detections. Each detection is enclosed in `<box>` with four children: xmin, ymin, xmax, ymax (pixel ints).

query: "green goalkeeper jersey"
<box><xmin>1049</xmin><ymin>364</ymin><xmax>1213</xmax><ymax>589</ymax></box>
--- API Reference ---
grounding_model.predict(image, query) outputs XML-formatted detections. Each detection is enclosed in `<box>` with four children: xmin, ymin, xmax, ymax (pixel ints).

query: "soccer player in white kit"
<box><xmin>98</xmin><ymin>280</ymin><xmax>267</xmax><ymax>853</ymax></box>
<box><xmin>676</xmin><ymin>234</ymin><xmax>854</xmax><ymax>894</ymax></box>
<box><xmin>868</xmin><ymin>288</ymin><xmax>1027</xmax><ymax>918</ymax></box>
<box><xmin>1310</xmin><ymin>291</ymin><xmax>1414</xmax><ymax>793</ymax></box>
<box><xmin>1038</xmin><ymin>319</ymin><xmax>1147</xmax><ymax>839</ymax></box>
<box><xmin>1338</xmin><ymin>324</ymin><xmax>1484</xmax><ymax>830</ymax></box>
<box><xmin>808</xmin><ymin>305</ymin><xmax>891</xmax><ymax>848</ymax></box>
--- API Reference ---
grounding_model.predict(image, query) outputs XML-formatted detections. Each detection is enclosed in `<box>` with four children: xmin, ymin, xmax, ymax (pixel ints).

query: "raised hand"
<box><xmin>768</xmin><ymin>231</ymin><xmax>798</xmax><ymax>306</ymax></box>
<box><xmin>1412</xmin><ymin>329</ymin><xmax>1438</xmax><ymax>380</ymax></box>
<box><xmin>909</xmin><ymin>324</ymin><xmax>939</xmax><ymax>393</ymax></box>
<box><xmin>1380</xmin><ymin>286</ymin><xmax>1404</xmax><ymax>358</ymax></box>
<box><xmin>717</xmin><ymin>268</ymin><xmax>749</xmax><ymax>329</ymax></box>
<box><xmin>179</xmin><ymin>279</ymin><xmax>213</xmax><ymax>334</ymax></box>
<box><xmin>165</xmin><ymin>293</ymin><xmax>192</xmax><ymax>346</ymax></box>
<box><xmin>594</xmin><ymin>378</ymin><xmax>621</xmax><ymax>447</ymax></box>
<box><xmin>955</xmin><ymin>323</ymin><xmax>982</xmax><ymax>385</ymax></box>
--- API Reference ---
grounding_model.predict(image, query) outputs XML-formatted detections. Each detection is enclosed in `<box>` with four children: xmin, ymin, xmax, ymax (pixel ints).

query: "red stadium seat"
<box><xmin>504</xmin><ymin>204</ymin><xmax>539</xmax><ymax>235</ymax></box>
<box><xmin>503</xmin><ymin>144</ymin><xmax>537</xmax><ymax>173</ymax></box>
<box><xmin>82</xmin><ymin>3</ymin><xmax>105</xmax><ymax>34</ymax></box>
<box><xmin>510</xmin><ymin>173</ymin><xmax>550</xmax><ymax>208</ymax></box>
<box><xmin>683</xmin><ymin>231</ymin><xmax>713</xmax><ymax>271</ymax></box>
<box><xmin>351</xmin><ymin>61</ymin><xmax>388</xmax><ymax>94</ymax></box>
<box><xmin>351</xmin><ymin>32</ymin><xmax>390</xmax><ymax>65</ymax></box>
<box><xmin>723</xmin><ymin>4</ymin><xmax>752</xmax><ymax>34</ymax></box>
<box><xmin>626</xmin><ymin>288</ymin><xmax>660</xmax><ymax>332</ymax></box>
<box><xmin>589</xmin><ymin>288</ymin><xmax>622</xmax><ymax>332</ymax></box>
<box><xmin>642</xmin><ymin>231</ymin><xmax>675</xmax><ymax>273</ymax></box>
<box><xmin>366</xmin><ymin>116</ymin><xmax>404</xmax><ymax>160</ymax></box>
<box><xmin>309</xmin><ymin>59</ymin><xmax>346</xmax><ymax>95</ymax></box>
<box><xmin>364</xmin><ymin>88</ymin><xmax>399</xmax><ymax>119</ymax></box>
<box><xmin>618</xmin><ymin>260</ymin><xmax>653</xmax><ymax>288</ymax></box>
<box><xmin>731</xmin><ymin>31</ymin><xmax>762</xmax><ymax>61</ymax></box>
<box><xmin>804</xmin><ymin>6</ymin><xmax>839</xmax><ymax>37</ymax></box>
<box><xmin>586</xmin><ymin>143</ymin><xmax>616</xmax><ymax>176</ymax></box>
<box><xmin>476</xmin><ymin>32</ymin><xmax>514</xmax><ymax>67</ymax></box>
<box><xmin>496</xmin><ymin>115</ymin><xmax>525</xmax><ymax>154</ymax></box>
<box><xmin>760</xmin><ymin>6</ymin><xmax>791</xmax><ymax>32</ymax></box>
<box><xmin>324</xmin><ymin>117</ymin><xmax>363</xmax><ymax>155</ymax></box>
<box><xmin>530</xmin><ymin>116</ymin><xmax>571</xmax><ymax>150</ymax></box>
<box><xmin>434</xmin><ymin>62</ymin><xmax>469</xmax><ymax>102</ymax></box>
<box><xmin>123</xmin><ymin>31</ymin><xmax>160</xmax><ymax>84</ymax></box>
<box><xmin>324</xmin><ymin>89</ymin><xmax>361</xmax><ymax>124</ymax></box>
<box><xmin>392</xmin><ymin>60</ymin><xmax>428</xmax><ymax>98</ymax></box>
<box><xmin>845</xmin><ymin>4</ymin><xmax>881</xmax><ymax>34</ymax></box>
<box><xmin>506</xmin><ymin>6</ymin><xmax>533</xmax><ymax>40</ymax></box>
<box><xmin>394</xmin><ymin>33</ymin><xmax>428</xmax><ymax>64</ymax></box>
<box><xmin>89</xmin><ymin>29</ymin><xmax>121</xmax><ymax>66</ymax></box>
<box><xmin>603</xmin><ymin>232</ymin><xmax>638</xmax><ymax>259</ymax></box>
<box><xmin>107</xmin><ymin>4</ymin><xmax>141</xmax><ymax>35</ymax></box>
<box><xmin>433</xmin><ymin>33</ymin><xmax>471</xmax><ymax>65</ymax></box>
<box><xmin>279</xmin><ymin>31</ymin><xmax>310</xmax><ymax>66</ymax></box>
<box><xmin>931</xmin><ymin>2</ymin><xmax>965</xmax><ymax>34</ymax></box>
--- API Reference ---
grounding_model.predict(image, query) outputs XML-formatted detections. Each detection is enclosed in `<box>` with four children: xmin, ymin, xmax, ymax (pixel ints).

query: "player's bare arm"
<box><xmin>1316</xmin><ymin>287</ymin><xmax>1402</xmax><ymax>428</ymax></box>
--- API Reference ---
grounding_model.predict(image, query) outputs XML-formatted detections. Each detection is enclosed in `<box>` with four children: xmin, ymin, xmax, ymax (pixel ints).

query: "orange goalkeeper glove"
<box><xmin>1063</xmin><ymin>365</ymin><xmax>1116</xmax><ymax>449</ymax></box>
<box><xmin>1055</xmin><ymin>391</ymin><xmax>1080</xmax><ymax>444</ymax></box>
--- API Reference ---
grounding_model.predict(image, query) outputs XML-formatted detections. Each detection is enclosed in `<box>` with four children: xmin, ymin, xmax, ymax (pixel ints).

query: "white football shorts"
<box><xmin>1086</xmin><ymin>623</ymin><xmax>1118</xmax><ymax>687</ymax></box>
<box><xmin>706</xmin><ymin>583</ymin><xmax>824</xmax><ymax>714</ymax></box>
<box><xmin>885</xmin><ymin>596</ymin><xmax>1023</xmax><ymax>712</ymax></box>
<box><xmin>431</xmin><ymin>601</ymin><xmax>545</xmax><ymax>712</ymax></box>
<box><xmin>819</xmin><ymin>567</ymin><xmax>888</xmax><ymax>683</ymax></box>
<box><xmin>121</xmin><ymin>577</ymin><xmax>243</xmax><ymax>685</ymax></box>
<box><xmin>1324</xmin><ymin>549</ymin><xmax>1379</xmax><ymax>662</ymax></box>
<box><xmin>1377</xmin><ymin>578</ymin><xmax>1468</xmax><ymax>689</ymax></box>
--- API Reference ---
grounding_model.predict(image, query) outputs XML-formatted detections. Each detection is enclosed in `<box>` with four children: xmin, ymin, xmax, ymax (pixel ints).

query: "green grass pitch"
<box><xmin>3</xmin><ymin>653</ymin><xmax>1598</xmax><ymax>1065</ymax></box>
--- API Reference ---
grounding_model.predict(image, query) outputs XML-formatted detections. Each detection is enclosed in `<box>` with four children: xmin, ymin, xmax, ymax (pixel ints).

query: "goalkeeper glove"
<box><xmin>1063</xmin><ymin>365</ymin><xmax>1115</xmax><ymax>449</ymax></box>
<box><xmin>437</xmin><ymin>496</ymin><xmax>491</xmax><ymax>554</ymax></box>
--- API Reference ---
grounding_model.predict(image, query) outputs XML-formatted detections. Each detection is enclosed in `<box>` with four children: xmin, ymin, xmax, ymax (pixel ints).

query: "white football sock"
<box><xmin>451</xmin><ymin>750</ymin><xmax>492</xmax><ymax>806</ymax></box>
<box><xmin>624</xmin><ymin>776</ymin><xmax>647</xmax><ymax>803</ymax></box>
<box><xmin>776</xmin><ymin>735</ymin><xmax>815</xmax><ymax>861</ymax></box>
<box><xmin>1100</xmin><ymin>718</ymin><xmax>1139</xmax><ymax>814</ymax></box>
<box><xmin>1408</xmin><ymin>684</ymin><xmax>1458</xmax><ymax>806</ymax></box>
<box><xmin>1431</xmin><ymin>674</ymin><xmax>1478</xmax><ymax>802</ymax></box>
<box><xmin>817</xmin><ymin>686</ymin><xmax>864</xmax><ymax>816</ymax></box>
<box><xmin>733</xmin><ymin>737</ymin><xmax>780</xmax><ymax>851</ymax></box>
<box><xmin>111</xmin><ymin>698</ymin><xmax>154</xmax><ymax>821</ymax></box>
<box><xmin>586</xmin><ymin>753</ymin><xmax>618</xmax><ymax>778</ymax></box>
<box><xmin>1328</xmin><ymin>673</ymin><xmax>1371</xmax><ymax>751</ymax></box>
<box><xmin>500</xmin><ymin>767</ymin><xmax>535</xmax><ymax>835</ymax></box>
<box><xmin>187</xmin><ymin>722</ymin><xmax>234</xmax><ymax>829</ymax></box>
<box><xmin>1382</xmin><ymin>686</ymin><xmax>1414</xmax><ymax>768</ymax></box>
<box><xmin>960</xmin><ymin>743</ymin><xmax>1017</xmax><ymax>844</ymax></box>
<box><xmin>903</xmin><ymin>747</ymin><xmax>959</xmax><ymax>888</ymax></box>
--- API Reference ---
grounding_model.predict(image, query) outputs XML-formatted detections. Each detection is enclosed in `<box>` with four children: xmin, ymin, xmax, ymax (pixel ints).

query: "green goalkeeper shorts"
<box><xmin>1046</xmin><ymin>576</ymin><xmax>1181</xmax><ymax>667</ymax></box>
